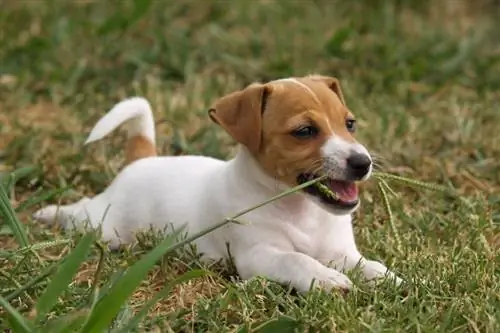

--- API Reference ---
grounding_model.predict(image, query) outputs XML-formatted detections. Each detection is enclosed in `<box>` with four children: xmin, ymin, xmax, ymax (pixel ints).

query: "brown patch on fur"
<box><xmin>208</xmin><ymin>83</ymin><xmax>272</xmax><ymax>154</ymax></box>
<box><xmin>307</xmin><ymin>75</ymin><xmax>347</xmax><ymax>105</ymax></box>
<box><xmin>125</xmin><ymin>135</ymin><xmax>156</xmax><ymax>164</ymax></box>
<box><xmin>209</xmin><ymin>75</ymin><xmax>359</xmax><ymax>187</ymax></box>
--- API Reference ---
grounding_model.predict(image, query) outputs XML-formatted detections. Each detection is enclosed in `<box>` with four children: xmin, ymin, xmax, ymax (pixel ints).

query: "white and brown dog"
<box><xmin>33</xmin><ymin>75</ymin><xmax>402</xmax><ymax>293</ymax></box>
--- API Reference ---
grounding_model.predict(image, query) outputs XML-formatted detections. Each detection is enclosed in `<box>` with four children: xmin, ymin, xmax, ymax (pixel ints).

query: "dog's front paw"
<box><xmin>312</xmin><ymin>267</ymin><xmax>353</xmax><ymax>292</ymax></box>
<box><xmin>392</xmin><ymin>275</ymin><xmax>404</xmax><ymax>287</ymax></box>
<box><xmin>363</xmin><ymin>260</ymin><xmax>403</xmax><ymax>286</ymax></box>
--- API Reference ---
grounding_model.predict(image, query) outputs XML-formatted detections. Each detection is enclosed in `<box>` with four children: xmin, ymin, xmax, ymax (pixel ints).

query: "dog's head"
<box><xmin>208</xmin><ymin>75</ymin><xmax>372</xmax><ymax>215</ymax></box>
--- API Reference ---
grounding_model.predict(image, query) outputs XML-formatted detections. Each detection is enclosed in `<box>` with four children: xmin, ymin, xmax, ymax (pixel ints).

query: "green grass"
<box><xmin>1</xmin><ymin>0</ymin><xmax>499</xmax><ymax>332</ymax></box>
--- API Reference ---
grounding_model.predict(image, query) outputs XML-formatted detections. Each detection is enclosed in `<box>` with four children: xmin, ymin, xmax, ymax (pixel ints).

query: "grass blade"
<box><xmin>15</xmin><ymin>187</ymin><xmax>71</xmax><ymax>212</ymax></box>
<box><xmin>6</xmin><ymin>262</ymin><xmax>58</xmax><ymax>302</ymax></box>
<box><xmin>80</xmin><ymin>225</ymin><xmax>187</xmax><ymax>332</ymax></box>
<box><xmin>7</xmin><ymin>239</ymin><xmax>72</xmax><ymax>258</ymax></box>
<box><xmin>112</xmin><ymin>269</ymin><xmax>209</xmax><ymax>333</ymax></box>
<box><xmin>377</xmin><ymin>180</ymin><xmax>402</xmax><ymax>254</ymax></box>
<box><xmin>40</xmin><ymin>310</ymin><xmax>90</xmax><ymax>333</ymax></box>
<box><xmin>35</xmin><ymin>232</ymin><xmax>96</xmax><ymax>321</ymax></box>
<box><xmin>373</xmin><ymin>172</ymin><xmax>455</xmax><ymax>194</ymax></box>
<box><xmin>251</xmin><ymin>315</ymin><xmax>300</xmax><ymax>333</ymax></box>
<box><xmin>0</xmin><ymin>295</ymin><xmax>35</xmax><ymax>333</ymax></box>
<box><xmin>0</xmin><ymin>182</ymin><xmax>29</xmax><ymax>247</ymax></box>
<box><xmin>96</xmin><ymin>267</ymin><xmax>126</xmax><ymax>300</ymax></box>
<box><xmin>1</xmin><ymin>166</ymin><xmax>37</xmax><ymax>194</ymax></box>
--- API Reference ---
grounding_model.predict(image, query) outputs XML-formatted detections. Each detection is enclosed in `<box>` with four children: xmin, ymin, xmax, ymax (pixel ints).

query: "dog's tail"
<box><xmin>85</xmin><ymin>97</ymin><xmax>157</xmax><ymax>164</ymax></box>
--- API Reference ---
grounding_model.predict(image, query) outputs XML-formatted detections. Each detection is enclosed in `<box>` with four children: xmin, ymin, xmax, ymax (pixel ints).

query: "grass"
<box><xmin>1</xmin><ymin>0</ymin><xmax>499</xmax><ymax>331</ymax></box>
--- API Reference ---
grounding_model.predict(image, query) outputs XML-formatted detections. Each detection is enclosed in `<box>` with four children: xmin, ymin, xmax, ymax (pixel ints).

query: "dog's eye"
<box><xmin>345</xmin><ymin>119</ymin><xmax>356</xmax><ymax>133</ymax></box>
<box><xmin>291</xmin><ymin>126</ymin><xmax>319</xmax><ymax>139</ymax></box>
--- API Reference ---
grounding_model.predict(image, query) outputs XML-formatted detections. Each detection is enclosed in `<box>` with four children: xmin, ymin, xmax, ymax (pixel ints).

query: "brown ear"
<box><xmin>308</xmin><ymin>75</ymin><xmax>346</xmax><ymax>106</ymax></box>
<box><xmin>208</xmin><ymin>83</ymin><xmax>272</xmax><ymax>154</ymax></box>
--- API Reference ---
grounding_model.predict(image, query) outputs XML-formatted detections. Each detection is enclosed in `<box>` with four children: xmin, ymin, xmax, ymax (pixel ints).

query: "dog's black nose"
<box><xmin>347</xmin><ymin>153</ymin><xmax>372</xmax><ymax>179</ymax></box>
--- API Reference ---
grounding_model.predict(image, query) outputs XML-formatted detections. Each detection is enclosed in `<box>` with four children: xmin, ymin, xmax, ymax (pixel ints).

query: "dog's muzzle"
<box><xmin>296</xmin><ymin>153</ymin><xmax>372</xmax><ymax>212</ymax></box>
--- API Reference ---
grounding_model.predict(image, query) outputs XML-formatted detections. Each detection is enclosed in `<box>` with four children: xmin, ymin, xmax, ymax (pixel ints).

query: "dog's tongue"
<box><xmin>328</xmin><ymin>180</ymin><xmax>358</xmax><ymax>202</ymax></box>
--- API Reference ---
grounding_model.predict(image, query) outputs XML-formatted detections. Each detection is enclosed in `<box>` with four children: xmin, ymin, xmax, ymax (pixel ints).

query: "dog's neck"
<box><xmin>227</xmin><ymin>146</ymin><xmax>310</xmax><ymax>214</ymax></box>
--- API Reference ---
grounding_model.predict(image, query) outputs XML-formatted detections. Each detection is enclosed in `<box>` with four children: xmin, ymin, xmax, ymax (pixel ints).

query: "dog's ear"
<box><xmin>208</xmin><ymin>83</ymin><xmax>272</xmax><ymax>154</ymax></box>
<box><xmin>308</xmin><ymin>75</ymin><xmax>346</xmax><ymax>106</ymax></box>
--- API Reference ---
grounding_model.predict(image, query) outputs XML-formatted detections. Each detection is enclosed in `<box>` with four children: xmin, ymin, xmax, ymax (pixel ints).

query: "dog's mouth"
<box><xmin>297</xmin><ymin>173</ymin><xmax>359</xmax><ymax>209</ymax></box>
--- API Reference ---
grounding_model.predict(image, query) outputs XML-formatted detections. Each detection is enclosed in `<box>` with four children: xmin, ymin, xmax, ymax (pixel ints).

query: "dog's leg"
<box><xmin>234</xmin><ymin>245</ymin><xmax>352</xmax><ymax>293</ymax></box>
<box><xmin>34</xmin><ymin>196</ymin><xmax>131</xmax><ymax>249</ymax></box>
<box><xmin>329</xmin><ymin>250</ymin><xmax>403</xmax><ymax>286</ymax></box>
<box><xmin>33</xmin><ymin>197</ymin><xmax>91</xmax><ymax>226</ymax></box>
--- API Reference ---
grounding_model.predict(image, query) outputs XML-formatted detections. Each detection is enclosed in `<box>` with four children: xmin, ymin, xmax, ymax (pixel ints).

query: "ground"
<box><xmin>0</xmin><ymin>0</ymin><xmax>499</xmax><ymax>332</ymax></box>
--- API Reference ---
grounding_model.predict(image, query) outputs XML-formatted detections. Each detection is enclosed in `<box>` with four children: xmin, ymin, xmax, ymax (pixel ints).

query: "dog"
<box><xmin>33</xmin><ymin>75</ymin><xmax>402</xmax><ymax>293</ymax></box>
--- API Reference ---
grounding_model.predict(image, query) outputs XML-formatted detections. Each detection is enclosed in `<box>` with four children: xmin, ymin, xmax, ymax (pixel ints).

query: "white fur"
<box><xmin>85</xmin><ymin>97</ymin><xmax>155</xmax><ymax>145</ymax></box>
<box><xmin>33</xmin><ymin>97</ymin><xmax>401</xmax><ymax>294</ymax></box>
<box><xmin>274</xmin><ymin>78</ymin><xmax>317</xmax><ymax>99</ymax></box>
<box><xmin>321</xmin><ymin>136</ymin><xmax>373</xmax><ymax>181</ymax></box>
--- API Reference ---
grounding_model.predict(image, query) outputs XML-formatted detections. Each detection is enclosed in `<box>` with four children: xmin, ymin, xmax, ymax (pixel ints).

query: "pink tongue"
<box><xmin>328</xmin><ymin>180</ymin><xmax>358</xmax><ymax>202</ymax></box>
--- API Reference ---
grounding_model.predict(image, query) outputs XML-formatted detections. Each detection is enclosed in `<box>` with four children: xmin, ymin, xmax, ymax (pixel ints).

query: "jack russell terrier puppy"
<box><xmin>33</xmin><ymin>75</ymin><xmax>402</xmax><ymax>293</ymax></box>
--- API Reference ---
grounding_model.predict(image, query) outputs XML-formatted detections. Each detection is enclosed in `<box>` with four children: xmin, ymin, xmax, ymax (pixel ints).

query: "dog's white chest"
<box><xmin>282</xmin><ymin>209</ymin><xmax>357</xmax><ymax>262</ymax></box>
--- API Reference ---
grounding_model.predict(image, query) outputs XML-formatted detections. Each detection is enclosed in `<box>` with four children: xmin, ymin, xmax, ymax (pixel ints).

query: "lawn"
<box><xmin>0</xmin><ymin>0</ymin><xmax>499</xmax><ymax>332</ymax></box>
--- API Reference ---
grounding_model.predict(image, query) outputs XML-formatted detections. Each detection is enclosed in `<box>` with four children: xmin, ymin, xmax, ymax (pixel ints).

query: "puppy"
<box><xmin>33</xmin><ymin>75</ymin><xmax>402</xmax><ymax>293</ymax></box>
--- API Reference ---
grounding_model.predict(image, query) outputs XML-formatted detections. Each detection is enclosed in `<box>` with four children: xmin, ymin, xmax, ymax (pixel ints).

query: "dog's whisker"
<box><xmin>303</xmin><ymin>164</ymin><xmax>324</xmax><ymax>176</ymax></box>
<box><xmin>371</xmin><ymin>154</ymin><xmax>388</xmax><ymax>164</ymax></box>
